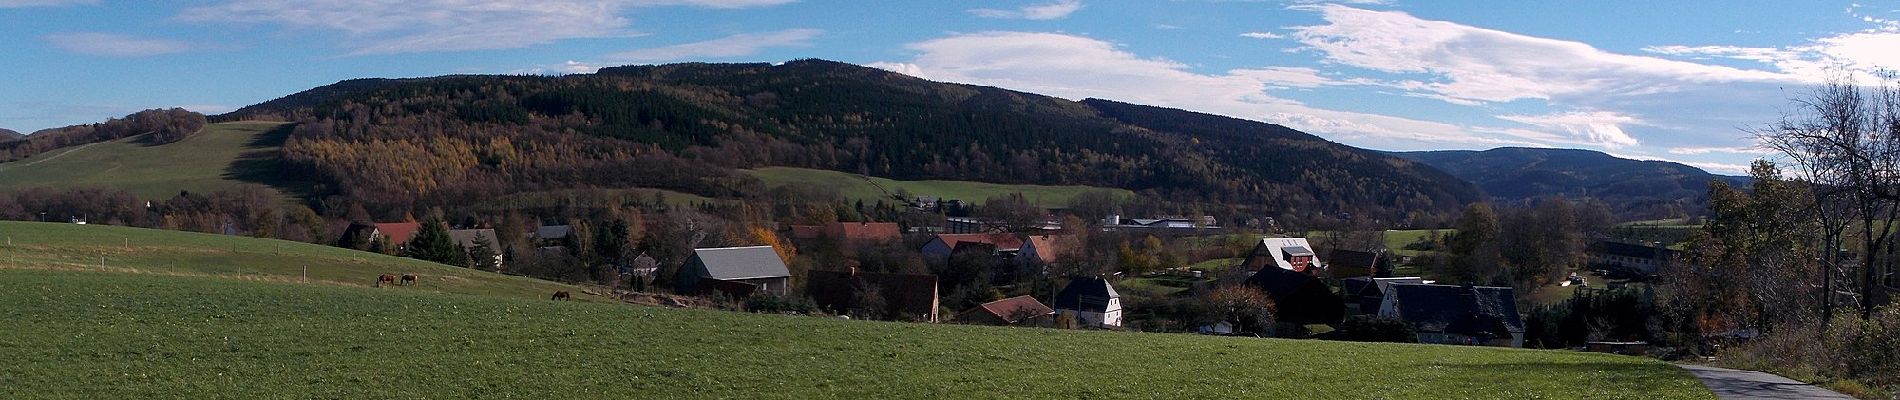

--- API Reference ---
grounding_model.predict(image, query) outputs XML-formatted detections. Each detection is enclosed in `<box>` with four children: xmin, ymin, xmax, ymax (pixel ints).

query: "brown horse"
<box><xmin>400</xmin><ymin>274</ymin><xmax>417</xmax><ymax>286</ymax></box>
<box><xmin>551</xmin><ymin>291</ymin><xmax>571</xmax><ymax>301</ymax></box>
<box><xmin>376</xmin><ymin>274</ymin><xmax>397</xmax><ymax>287</ymax></box>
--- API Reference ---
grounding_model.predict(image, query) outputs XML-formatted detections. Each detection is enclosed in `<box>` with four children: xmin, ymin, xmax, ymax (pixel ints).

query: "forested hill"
<box><xmin>0</xmin><ymin>128</ymin><xmax>20</xmax><ymax>142</ymax></box>
<box><xmin>220</xmin><ymin>59</ymin><xmax>1478</xmax><ymax>224</ymax></box>
<box><xmin>1393</xmin><ymin>147</ymin><xmax>1744</xmax><ymax>219</ymax></box>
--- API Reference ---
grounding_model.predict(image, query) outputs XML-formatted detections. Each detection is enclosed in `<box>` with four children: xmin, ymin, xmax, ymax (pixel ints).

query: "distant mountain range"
<box><xmin>1392</xmin><ymin>147</ymin><xmax>1745</xmax><ymax>219</ymax></box>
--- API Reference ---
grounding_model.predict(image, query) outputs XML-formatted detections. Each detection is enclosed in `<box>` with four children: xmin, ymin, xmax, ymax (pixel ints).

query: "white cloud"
<box><xmin>512</xmin><ymin>60</ymin><xmax>604</xmax><ymax>75</ymax></box>
<box><xmin>607</xmin><ymin>29</ymin><xmax>821</xmax><ymax>62</ymax></box>
<box><xmin>1287</xmin><ymin>4</ymin><xmax>1802</xmax><ymax>105</ymax></box>
<box><xmin>1495</xmin><ymin>111</ymin><xmax>1645</xmax><ymax>148</ymax></box>
<box><xmin>0</xmin><ymin>0</ymin><xmax>94</xmax><ymax>7</ymax></box>
<box><xmin>871</xmin><ymin>31</ymin><xmax>1527</xmax><ymax>149</ymax></box>
<box><xmin>1155</xmin><ymin>24</ymin><xmax>1183</xmax><ymax>30</ymax></box>
<box><xmin>1239</xmin><ymin>31</ymin><xmax>1284</xmax><ymax>39</ymax></box>
<box><xmin>1668</xmin><ymin>146</ymin><xmax>1766</xmax><ymax>155</ymax></box>
<box><xmin>43</xmin><ymin>32</ymin><xmax>192</xmax><ymax>57</ymax></box>
<box><xmin>969</xmin><ymin>0</ymin><xmax>1083</xmax><ymax>20</ymax></box>
<box><xmin>176</xmin><ymin>0</ymin><xmax>794</xmax><ymax>55</ymax></box>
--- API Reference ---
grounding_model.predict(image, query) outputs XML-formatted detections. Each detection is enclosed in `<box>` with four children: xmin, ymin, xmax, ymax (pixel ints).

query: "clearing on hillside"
<box><xmin>0</xmin><ymin>221</ymin><xmax>581</xmax><ymax>300</ymax></box>
<box><xmin>0</xmin><ymin>269</ymin><xmax>1714</xmax><ymax>399</ymax></box>
<box><xmin>0</xmin><ymin>121</ymin><xmax>304</xmax><ymax>199</ymax></box>
<box><xmin>746</xmin><ymin>166</ymin><xmax>1133</xmax><ymax>208</ymax></box>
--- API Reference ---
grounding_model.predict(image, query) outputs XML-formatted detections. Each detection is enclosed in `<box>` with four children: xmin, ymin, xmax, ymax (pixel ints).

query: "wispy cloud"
<box><xmin>511</xmin><ymin>60</ymin><xmax>604</xmax><ymax>75</ymax></box>
<box><xmin>607</xmin><ymin>29</ymin><xmax>821</xmax><ymax>62</ymax></box>
<box><xmin>0</xmin><ymin>0</ymin><xmax>95</xmax><ymax>7</ymax></box>
<box><xmin>1496</xmin><ymin>111</ymin><xmax>1646</xmax><ymax>148</ymax></box>
<box><xmin>969</xmin><ymin>0</ymin><xmax>1083</xmax><ymax>20</ymax></box>
<box><xmin>43</xmin><ymin>32</ymin><xmax>192</xmax><ymax>57</ymax></box>
<box><xmin>1239</xmin><ymin>31</ymin><xmax>1284</xmax><ymax>39</ymax></box>
<box><xmin>175</xmin><ymin>0</ymin><xmax>795</xmax><ymax>55</ymax></box>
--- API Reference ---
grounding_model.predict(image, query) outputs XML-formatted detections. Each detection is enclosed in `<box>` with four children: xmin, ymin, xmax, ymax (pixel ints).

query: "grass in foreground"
<box><xmin>0</xmin><ymin>121</ymin><xmax>303</xmax><ymax>200</ymax></box>
<box><xmin>0</xmin><ymin>270</ymin><xmax>1713</xmax><ymax>399</ymax></box>
<box><xmin>746</xmin><ymin>166</ymin><xmax>1133</xmax><ymax>208</ymax></box>
<box><xmin>0</xmin><ymin>221</ymin><xmax>582</xmax><ymax>301</ymax></box>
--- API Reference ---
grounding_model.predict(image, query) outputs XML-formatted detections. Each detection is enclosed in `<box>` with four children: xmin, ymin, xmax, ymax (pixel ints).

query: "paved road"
<box><xmin>1677</xmin><ymin>364</ymin><xmax>1856</xmax><ymax>400</ymax></box>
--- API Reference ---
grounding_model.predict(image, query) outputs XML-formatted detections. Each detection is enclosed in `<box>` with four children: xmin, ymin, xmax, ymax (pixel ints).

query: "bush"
<box><xmin>1332</xmin><ymin>315</ymin><xmax>1416</xmax><ymax>343</ymax></box>
<box><xmin>1717</xmin><ymin>305</ymin><xmax>1900</xmax><ymax>398</ymax></box>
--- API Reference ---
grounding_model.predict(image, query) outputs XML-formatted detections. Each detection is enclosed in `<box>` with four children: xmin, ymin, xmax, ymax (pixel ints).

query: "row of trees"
<box><xmin>0</xmin><ymin>108</ymin><xmax>205</xmax><ymax>161</ymax></box>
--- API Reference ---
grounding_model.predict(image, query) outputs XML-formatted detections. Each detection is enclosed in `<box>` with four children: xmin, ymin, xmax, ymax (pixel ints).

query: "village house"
<box><xmin>805</xmin><ymin>268</ymin><xmax>941</xmax><ymax>322</ymax></box>
<box><xmin>1098</xmin><ymin>215</ymin><xmax>1220</xmax><ymax>232</ymax></box>
<box><xmin>1326</xmin><ymin>248</ymin><xmax>1387</xmax><ymax>279</ymax></box>
<box><xmin>787</xmin><ymin>221</ymin><xmax>902</xmax><ymax>245</ymax></box>
<box><xmin>1586</xmin><ymin>240</ymin><xmax>1676</xmax><ymax>277</ymax></box>
<box><xmin>1017</xmin><ymin>234</ymin><xmax>1060</xmax><ymax>265</ymax></box>
<box><xmin>676</xmin><ymin>246</ymin><xmax>792</xmax><ymax>298</ymax></box>
<box><xmin>958</xmin><ymin>295</ymin><xmax>1055</xmax><ymax>326</ymax></box>
<box><xmin>1053</xmin><ymin>277</ymin><xmax>1122</xmax><ymax>329</ymax></box>
<box><xmin>533</xmin><ymin>225</ymin><xmax>572</xmax><ymax>248</ymax></box>
<box><xmin>448</xmin><ymin>228</ymin><xmax>502</xmax><ymax>267</ymax></box>
<box><xmin>920</xmin><ymin>233</ymin><xmax>1025</xmax><ymax>260</ymax></box>
<box><xmin>1341</xmin><ymin>276</ymin><xmax>1427</xmax><ymax>316</ymax></box>
<box><xmin>336</xmin><ymin>221</ymin><xmax>420</xmax><ymax>250</ymax></box>
<box><xmin>1244</xmin><ymin>237</ymin><xmax>1325</xmax><ymax>275</ymax></box>
<box><xmin>1377</xmin><ymin>283</ymin><xmax>1525</xmax><ymax>347</ymax></box>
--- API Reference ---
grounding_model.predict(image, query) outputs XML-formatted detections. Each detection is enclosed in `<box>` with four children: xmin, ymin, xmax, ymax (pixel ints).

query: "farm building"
<box><xmin>958</xmin><ymin>295</ymin><xmax>1055</xmax><ymax>327</ymax></box>
<box><xmin>1326</xmin><ymin>249</ymin><xmax>1386</xmax><ymax>279</ymax></box>
<box><xmin>676</xmin><ymin>246</ymin><xmax>792</xmax><ymax>298</ymax></box>
<box><xmin>1244</xmin><ymin>237</ymin><xmax>1325</xmax><ymax>275</ymax></box>
<box><xmin>1377</xmin><ymin>283</ymin><xmax>1525</xmax><ymax>348</ymax></box>
<box><xmin>920</xmin><ymin>233</ymin><xmax>1024</xmax><ymax>260</ymax></box>
<box><xmin>1341</xmin><ymin>277</ymin><xmax>1427</xmax><ymax>316</ymax></box>
<box><xmin>805</xmin><ymin>268</ymin><xmax>940</xmax><ymax>322</ymax></box>
<box><xmin>1053</xmin><ymin>277</ymin><xmax>1122</xmax><ymax>329</ymax></box>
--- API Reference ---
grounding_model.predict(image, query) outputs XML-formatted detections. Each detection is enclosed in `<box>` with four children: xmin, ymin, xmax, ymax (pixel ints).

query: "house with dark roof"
<box><xmin>805</xmin><ymin>268</ymin><xmax>940</xmax><ymax>322</ymax></box>
<box><xmin>1587</xmin><ymin>240</ymin><xmax>1676</xmax><ymax>277</ymax></box>
<box><xmin>1342</xmin><ymin>276</ymin><xmax>1426</xmax><ymax>315</ymax></box>
<box><xmin>1327</xmin><ymin>249</ymin><xmax>1386</xmax><ymax>279</ymax></box>
<box><xmin>1244</xmin><ymin>237</ymin><xmax>1325</xmax><ymax>274</ymax></box>
<box><xmin>1099</xmin><ymin>215</ymin><xmax>1220</xmax><ymax>232</ymax></box>
<box><xmin>920</xmin><ymin>233</ymin><xmax>1025</xmax><ymax>260</ymax></box>
<box><xmin>1053</xmin><ymin>277</ymin><xmax>1122</xmax><ymax>328</ymax></box>
<box><xmin>534</xmin><ymin>225</ymin><xmax>572</xmax><ymax>247</ymax></box>
<box><xmin>676</xmin><ymin>246</ymin><xmax>792</xmax><ymax>298</ymax></box>
<box><xmin>1377</xmin><ymin>283</ymin><xmax>1525</xmax><ymax>347</ymax></box>
<box><xmin>448</xmin><ymin>228</ymin><xmax>502</xmax><ymax>267</ymax></box>
<box><xmin>1245</xmin><ymin>265</ymin><xmax>1345</xmax><ymax>325</ymax></box>
<box><xmin>958</xmin><ymin>295</ymin><xmax>1055</xmax><ymax>326</ymax></box>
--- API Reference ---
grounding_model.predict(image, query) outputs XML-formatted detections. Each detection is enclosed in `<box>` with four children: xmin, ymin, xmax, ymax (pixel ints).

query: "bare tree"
<box><xmin>1754</xmin><ymin>74</ymin><xmax>1900</xmax><ymax>321</ymax></box>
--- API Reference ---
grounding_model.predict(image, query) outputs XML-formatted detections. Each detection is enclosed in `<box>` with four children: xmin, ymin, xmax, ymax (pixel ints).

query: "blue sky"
<box><xmin>4</xmin><ymin>0</ymin><xmax>1899</xmax><ymax>174</ymax></box>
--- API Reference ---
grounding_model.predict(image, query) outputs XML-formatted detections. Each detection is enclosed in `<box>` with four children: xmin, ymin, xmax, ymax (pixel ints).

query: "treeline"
<box><xmin>0</xmin><ymin>108</ymin><xmax>205</xmax><ymax>161</ymax></box>
<box><xmin>223</xmin><ymin>59</ymin><xmax>1476</xmax><ymax>227</ymax></box>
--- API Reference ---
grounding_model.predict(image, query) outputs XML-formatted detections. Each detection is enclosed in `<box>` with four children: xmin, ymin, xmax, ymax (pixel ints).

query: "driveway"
<box><xmin>1677</xmin><ymin>364</ymin><xmax>1856</xmax><ymax>400</ymax></box>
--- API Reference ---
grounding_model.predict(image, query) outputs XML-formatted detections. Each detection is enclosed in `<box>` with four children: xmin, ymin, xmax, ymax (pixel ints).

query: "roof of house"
<box><xmin>933</xmin><ymin>233</ymin><xmax>1024</xmax><ymax>252</ymax></box>
<box><xmin>691</xmin><ymin>246</ymin><xmax>791</xmax><ymax>280</ymax></box>
<box><xmin>970</xmin><ymin>295</ymin><xmax>1054</xmax><ymax>323</ymax></box>
<box><xmin>805</xmin><ymin>269</ymin><xmax>939</xmax><ymax>320</ymax></box>
<box><xmin>1387</xmin><ymin>284</ymin><xmax>1524</xmax><ymax>336</ymax></box>
<box><xmin>1022</xmin><ymin>235</ymin><xmax>1060</xmax><ymax>263</ymax></box>
<box><xmin>1255</xmin><ymin>237</ymin><xmax>1325</xmax><ymax>272</ymax></box>
<box><xmin>447</xmin><ymin>228</ymin><xmax>496</xmax><ymax>249</ymax></box>
<box><xmin>1342</xmin><ymin>277</ymin><xmax>1375</xmax><ymax>298</ymax></box>
<box><xmin>535</xmin><ymin>225</ymin><xmax>572</xmax><ymax>240</ymax></box>
<box><xmin>373</xmin><ymin>222</ymin><xmax>422</xmax><ymax>246</ymax></box>
<box><xmin>1053</xmin><ymin>277</ymin><xmax>1120</xmax><ymax>313</ymax></box>
<box><xmin>1329</xmin><ymin>249</ymin><xmax>1382</xmax><ymax>269</ymax></box>
<box><xmin>827</xmin><ymin>222</ymin><xmax>901</xmax><ymax>242</ymax></box>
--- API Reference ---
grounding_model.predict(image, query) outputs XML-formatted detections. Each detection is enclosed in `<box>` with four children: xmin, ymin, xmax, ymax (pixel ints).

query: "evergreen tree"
<box><xmin>466</xmin><ymin>234</ymin><xmax>500</xmax><ymax>271</ymax></box>
<box><xmin>403</xmin><ymin>216</ymin><xmax>466</xmax><ymax>266</ymax></box>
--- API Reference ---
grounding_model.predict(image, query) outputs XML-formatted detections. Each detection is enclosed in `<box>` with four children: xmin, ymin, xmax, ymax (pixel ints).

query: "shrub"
<box><xmin>1333</xmin><ymin>315</ymin><xmax>1416</xmax><ymax>343</ymax></box>
<box><xmin>744</xmin><ymin>293</ymin><xmax>818</xmax><ymax>315</ymax></box>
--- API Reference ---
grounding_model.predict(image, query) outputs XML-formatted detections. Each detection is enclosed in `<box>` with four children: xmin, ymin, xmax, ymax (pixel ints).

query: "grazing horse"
<box><xmin>376</xmin><ymin>274</ymin><xmax>397</xmax><ymax>288</ymax></box>
<box><xmin>551</xmin><ymin>291</ymin><xmax>571</xmax><ymax>301</ymax></box>
<box><xmin>400</xmin><ymin>274</ymin><xmax>418</xmax><ymax>286</ymax></box>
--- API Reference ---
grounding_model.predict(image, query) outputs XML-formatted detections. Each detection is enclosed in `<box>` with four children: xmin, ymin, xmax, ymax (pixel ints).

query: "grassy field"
<box><xmin>0</xmin><ymin>221</ymin><xmax>582</xmax><ymax>301</ymax></box>
<box><xmin>746</xmin><ymin>167</ymin><xmax>1132</xmax><ymax>208</ymax></box>
<box><xmin>0</xmin><ymin>121</ymin><xmax>303</xmax><ymax>200</ymax></box>
<box><xmin>0</xmin><ymin>269</ymin><xmax>1713</xmax><ymax>399</ymax></box>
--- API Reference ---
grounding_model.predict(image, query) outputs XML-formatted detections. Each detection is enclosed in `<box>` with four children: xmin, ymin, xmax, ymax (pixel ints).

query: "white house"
<box><xmin>1053</xmin><ymin>277</ymin><xmax>1122</xmax><ymax>328</ymax></box>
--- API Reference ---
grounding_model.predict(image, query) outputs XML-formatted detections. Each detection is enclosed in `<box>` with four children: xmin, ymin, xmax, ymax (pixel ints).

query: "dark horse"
<box><xmin>376</xmin><ymin>274</ymin><xmax>397</xmax><ymax>287</ymax></box>
<box><xmin>551</xmin><ymin>291</ymin><xmax>571</xmax><ymax>301</ymax></box>
<box><xmin>400</xmin><ymin>274</ymin><xmax>417</xmax><ymax>286</ymax></box>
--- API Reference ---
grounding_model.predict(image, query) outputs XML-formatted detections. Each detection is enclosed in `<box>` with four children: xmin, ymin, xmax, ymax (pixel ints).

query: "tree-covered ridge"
<box><xmin>0</xmin><ymin>108</ymin><xmax>206</xmax><ymax>161</ymax></box>
<box><xmin>1393</xmin><ymin>147</ymin><xmax>1744</xmax><ymax>219</ymax></box>
<box><xmin>0</xmin><ymin>128</ymin><xmax>21</xmax><ymax>142</ymax></box>
<box><xmin>223</xmin><ymin>59</ymin><xmax>1476</xmax><ymax>224</ymax></box>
